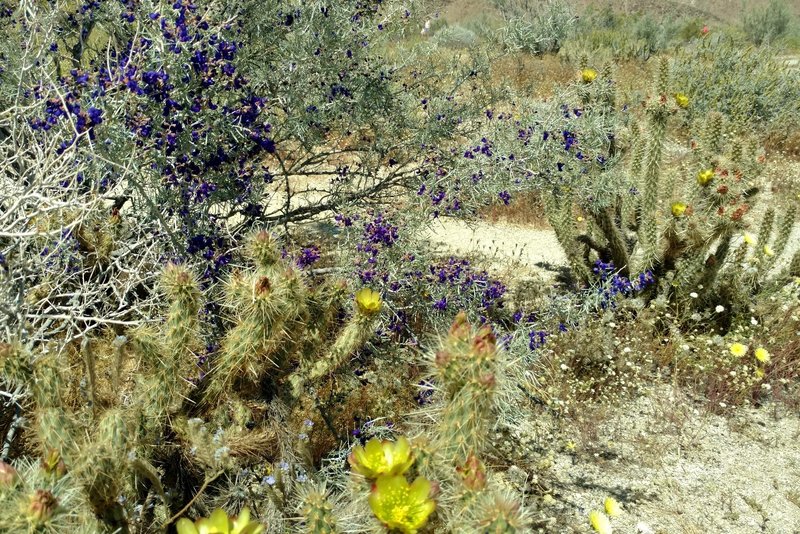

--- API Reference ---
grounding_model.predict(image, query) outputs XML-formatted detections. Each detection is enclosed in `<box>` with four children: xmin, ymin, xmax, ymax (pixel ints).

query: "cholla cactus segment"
<box><xmin>245</xmin><ymin>230</ymin><xmax>281</xmax><ymax>270</ymax></box>
<box><xmin>298</xmin><ymin>483</ymin><xmax>339</xmax><ymax>534</ymax></box>
<box><xmin>473</xmin><ymin>494</ymin><xmax>527</xmax><ymax>533</ymax></box>
<box><xmin>354</xmin><ymin>288</ymin><xmax>382</xmax><ymax>316</ymax></box>
<box><xmin>176</xmin><ymin>507</ymin><xmax>264</xmax><ymax>534</ymax></box>
<box><xmin>349</xmin><ymin>437</ymin><xmax>414</xmax><ymax>479</ymax></box>
<box><xmin>368</xmin><ymin>475</ymin><xmax>436</xmax><ymax>534</ymax></box>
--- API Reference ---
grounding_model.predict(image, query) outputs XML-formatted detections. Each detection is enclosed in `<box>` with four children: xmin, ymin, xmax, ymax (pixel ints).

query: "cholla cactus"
<box><xmin>434</xmin><ymin>312</ymin><xmax>499</xmax><ymax>464</ymax></box>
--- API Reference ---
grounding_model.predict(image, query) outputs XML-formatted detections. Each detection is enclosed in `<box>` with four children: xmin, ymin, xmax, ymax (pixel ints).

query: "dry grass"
<box><xmin>478</xmin><ymin>190</ymin><xmax>552</xmax><ymax>228</ymax></box>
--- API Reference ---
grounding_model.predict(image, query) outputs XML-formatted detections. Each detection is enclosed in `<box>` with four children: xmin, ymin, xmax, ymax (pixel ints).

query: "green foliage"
<box><xmin>671</xmin><ymin>35</ymin><xmax>800</xmax><ymax>130</ymax></box>
<box><xmin>742</xmin><ymin>0</ymin><xmax>792</xmax><ymax>45</ymax></box>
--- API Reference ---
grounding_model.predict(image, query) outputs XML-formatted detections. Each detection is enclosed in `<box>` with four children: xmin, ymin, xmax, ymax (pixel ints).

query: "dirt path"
<box><xmin>423</xmin><ymin>218</ymin><xmax>568</xmax><ymax>275</ymax></box>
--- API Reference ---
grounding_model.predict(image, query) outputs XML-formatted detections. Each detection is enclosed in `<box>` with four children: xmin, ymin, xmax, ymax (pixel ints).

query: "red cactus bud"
<box><xmin>255</xmin><ymin>230</ymin><xmax>271</xmax><ymax>243</ymax></box>
<box><xmin>457</xmin><ymin>454</ymin><xmax>487</xmax><ymax>491</ymax></box>
<box><xmin>472</xmin><ymin>326</ymin><xmax>497</xmax><ymax>356</ymax></box>
<box><xmin>0</xmin><ymin>460</ymin><xmax>18</xmax><ymax>486</ymax></box>
<box><xmin>478</xmin><ymin>373</ymin><xmax>496</xmax><ymax>389</ymax></box>
<box><xmin>27</xmin><ymin>490</ymin><xmax>58</xmax><ymax>523</ymax></box>
<box><xmin>254</xmin><ymin>276</ymin><xmax>272</xmax><ymax>295</ymax></box>
<box><xmin>435</xmin><ymin>350</ymin><xmax>452</xmax><ymax>368</ymax></box>
<box><xmin>449</xmin><ymin>311</ymin><xmax>471</xmax><ymax>340</ymax></box>
<box><xmin>717</xmin><ymin>184</ymin><xmax>728</xmax><ymax>195</ymax></box>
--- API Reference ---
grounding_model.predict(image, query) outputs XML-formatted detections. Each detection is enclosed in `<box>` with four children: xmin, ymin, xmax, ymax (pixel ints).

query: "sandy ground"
<box><xmin>499</xmin><ymin>386</ymin><xmax>800</xmax><ymax>533</ymax></box>
<box><xmin>423</xmin><ymin>218</ymin><xmax>568</xmax><ymax>275</ymax></box>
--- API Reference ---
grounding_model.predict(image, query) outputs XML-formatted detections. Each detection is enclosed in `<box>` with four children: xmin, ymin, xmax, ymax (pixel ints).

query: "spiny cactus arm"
<box><xmin>288</xmin><ymin>288</ymin><xmax>381</xmax><ymax>398</ymax></box>
<box><xmin>297</xmin><ymin>483</ymin><xmax>341</xmax><ymax>534</ymax></box>
<box><xmin>591</xmin><ymin>207</ymin><xmax>630</xmax><ymax>278</ymax></box>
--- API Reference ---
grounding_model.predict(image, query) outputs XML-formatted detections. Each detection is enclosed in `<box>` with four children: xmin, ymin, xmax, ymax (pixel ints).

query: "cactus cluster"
<box><xmin>0</xmin><ymin>229</ymin><xmax>538</xmax><ymax>532</ymax></box>
<box><xmin>541</xmin><ymin>60</ymin><xmax>798</xmax><ymax>324</ymax></box>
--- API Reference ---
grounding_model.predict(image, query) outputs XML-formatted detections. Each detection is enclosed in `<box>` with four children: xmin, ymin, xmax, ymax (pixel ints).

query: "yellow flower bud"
<box><xmin>581</xmin><ymin>68</ymin><xmax>598</xmax><ymax>83</ymax></box>
<box><xmin>697</xmin><ymin>168</ymin><xmax>714</xmax><ymax>186</ymax></box>
<box><xmin>675</xmin><ymin>92</ymin><xmax>690</xmax><ymax>108</ymax></box>
<box><xmin>671</xmin><ymin>202</ymin><xmax>687</xmax><ymax>217</ymax></box>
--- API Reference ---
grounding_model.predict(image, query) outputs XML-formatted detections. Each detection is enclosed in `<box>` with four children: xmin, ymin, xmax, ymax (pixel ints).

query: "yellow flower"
<box><xmin>697</xmin><ymin>168</ymin><xmax>714</xmax><ymax>186</ymax></box>
<box><xmin>675</xmin><ymin>92</ymin><xmax>690</xmax><ymax>108</ymax></box>
<box><xmin>577</xmin><ymin>216</ymin><xmax>585</xmax><ymax>222</ymax></box>
<box><xmin>763</xmin><ymin>244</ymin><xmax>774</xmax><ymax>257</ymax></box>
<box><xmin>754</xmin><ymin>347</ymin><xmax>771</xmax><ymax>364</ymax></box>
<box><xmin>604</xmin><ymin>497</ymin><xmax>622</xmax><ymax>517</ymax></box>
<box><xmin>755</xmin><ymin>367</ymin><xmax>765</xmax><ymax>379</ymax></box>
<box><xmin>581</xmin><ymin>68</ymin><xmax>598</xmax><ymax>83</ymax></box>
<box><xmin>175</xmin><ymin>508</ymin><xmax>264</xmax><ymax>534</ymax></box>
<box><xmin>743</xmin><ymin>233</ymin><xmax>755</xmax><ymax>246</ymax></box>
<box><xmin>355</xmin><ymin>287</ymin><xmax>382</xmax><ymax>316</ymax></box>
<box><xmin>729</xmin><ymin>343</ymin><xmax>748</xmax><ymax>357</ymax></box>
<box><xmin>368</xmin><ymin>475</ymin><xmax>436</xmax><ymax>534</ymax></box>
<box><xmin>349</xmin><ymin>436</ymin><xmax>414</xmax><ymax>479</ymax></box>
<box><xmin>671</xmin><ymin>202</ymin><xmax>687</xmax><ymax>217</ymax></box>
<box><xmin>589</xmin><ymin>510</ymin><xmax>612</xmax><ymax>534</ymax></box>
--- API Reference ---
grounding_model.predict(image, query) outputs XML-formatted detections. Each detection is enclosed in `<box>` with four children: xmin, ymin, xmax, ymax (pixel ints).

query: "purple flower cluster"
<box><xmin>40</xmin><ymin>229</ymin><xmax>82</xmax><ymax>274</ymax></box>
<box><xmin>295</xmin><ymin>246</ymin><xmax>321</xmax><ymax>269</ymax></box>
<box><xmin>592</xmin><ymin>260</ymin><xmax>656</xmax><ymax>308</ymax></box>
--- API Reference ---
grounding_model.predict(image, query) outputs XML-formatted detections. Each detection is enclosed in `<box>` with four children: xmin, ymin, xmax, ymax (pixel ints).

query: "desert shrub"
<box><xmin>494</xmin><ymin>0</ymin><xmax>576</xmax><ymax>55</ymax></box>
<box><xmin>671</xmin><ymin>34</ymin><xmax>800</xmax><ymax>131</ymax></box>
<box><xmin>742</xmin><ymin>0</ymin><xmax>792</xmax><ymax>45</ymax></box>
<box><xmin>560</xmin><ymin>11</ymin><xmax>687</xmax><ymax>62</ymax></box>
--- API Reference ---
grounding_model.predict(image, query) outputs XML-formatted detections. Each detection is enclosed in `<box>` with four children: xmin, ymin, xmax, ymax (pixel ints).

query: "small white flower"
<box><xmin>689</xmin><ymin>292</ymin><xmax>699</xmax><ymax>298</ymax></box>
<box><xmin>751</xmin><ymin>317</ymin><xmax>758</xmax><ymax>326</ymax></box>
<box><xmin>715</xmin><ymin>305</ymin><xmax>725</xmax><ymax>313</ymax></box>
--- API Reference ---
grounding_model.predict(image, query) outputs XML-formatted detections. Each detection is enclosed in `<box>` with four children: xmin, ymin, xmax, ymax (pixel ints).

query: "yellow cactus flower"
<box><xmin>349</xmin><ymin>436</ymin><xmax>414</xmax><ymax>479</ymax></box>
<box><xmin>743</xmin><ymin>232</ymin><xmax>756</xmax><ymax>246</ymax></box>
<box><xmin>763</xmin><ymin>244</ymin><xmax>774</xmax><ymax>257</ymax></box>
<box><xmin>697</xmin><ymin>168</ymin><xmax>714</xmax><ymax>186</ymax></box>
<box><xmin>581</xmin><ymin>68</ymin><xmax>598</xmax><ymax>83</ymax></box>
<box><xmin>754</xmin><ymin>347</ymin><xmax>771</xmax><ymax>364</ymax></box>
<box><xmin>604</xmin><ymin>497</ymin><xmax>622</xmax><ymax>517</ymax></box>
<box><xmin>729</xmin><ymin>343</ymin><xmax>748</xmax><ymax>357</ymax></box>
<box><xmin>589</xmin><ymin>510</ymin><xmax>612</xmax><ymax>534</ymax></box>
<box><xmin>675</xmin><ymin>92</ymin><xmax>690</xmax><ymax>108</ymax></box>
<box><xmin>368</xmin><ymin>475</ymin><xmax>436</xmax><ymax>534</ymax></box>
<box><xmin>671</xmin><ymin>202</ymin><xmax>687</xmax><ymax>217</ymax></box>
<box><xmin>176</xmin><ymin>507</ymin><xmax>264</xmax><ymax>534</ymax></box>
<box><xmin>355</xmin><ymin>287</ymin><xmax>382</xmax><ymax>316</ymax></box>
